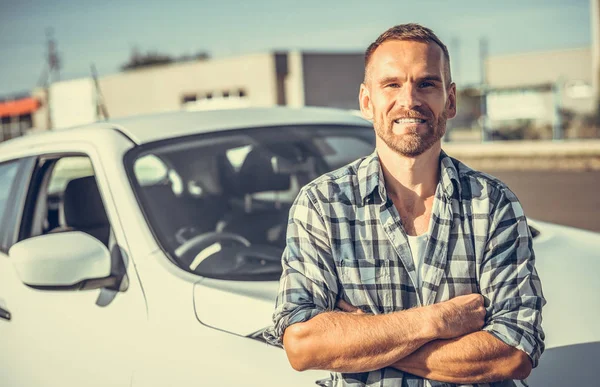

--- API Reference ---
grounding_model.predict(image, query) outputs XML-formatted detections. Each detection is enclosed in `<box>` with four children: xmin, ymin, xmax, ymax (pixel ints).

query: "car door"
<box><xmin>0</xmin><ymin>150</ymin><xmax>147</xmax><ymax>387</ymax></box>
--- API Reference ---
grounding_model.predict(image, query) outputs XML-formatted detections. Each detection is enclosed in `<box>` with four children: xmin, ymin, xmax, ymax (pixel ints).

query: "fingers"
<box><xmin>435</xmin><ymin>293</ymin><xmax>487</xmax><ymax>339</ymax></box>
<box><xmin>336</xmin><ymin>299</ymin><xmax>358</xmax><ymax>312</ymax></box>
<box><xmin>336</xmin><ymin>299</ymin><xmax>364</xmax><ymax>314</ymax></box>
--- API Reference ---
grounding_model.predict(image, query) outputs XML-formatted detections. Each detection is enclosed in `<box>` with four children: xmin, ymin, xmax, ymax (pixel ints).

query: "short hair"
<box><xmin>364</xmin><ymin>23</ymin><xmax>452</xmax><ymax>86</ymax></box>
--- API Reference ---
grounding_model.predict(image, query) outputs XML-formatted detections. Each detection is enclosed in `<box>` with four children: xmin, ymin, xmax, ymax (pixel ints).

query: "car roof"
<box><xmin>0</xmin><ymin>107</ymin><xmax>372</xmax><ymax>156</ymax></box>
<box><xmin>105</xmin><ymin>107</ymin><xmax>371</xmax><ymax>145</ymax></box>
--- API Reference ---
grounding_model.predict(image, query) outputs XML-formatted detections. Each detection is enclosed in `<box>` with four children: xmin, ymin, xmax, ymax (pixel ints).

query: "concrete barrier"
<box><xmin>442</xmin><ymin>140</ymin><xmax>600</xmax><ymax>170</ymax></box>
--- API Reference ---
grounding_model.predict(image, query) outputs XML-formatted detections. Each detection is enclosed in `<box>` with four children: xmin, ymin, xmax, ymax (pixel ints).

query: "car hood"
<box><xmin>193</xmin><ymin>219</ymin><xmax>600</xmax><ymax>349</ymax></box>
<box><xmin>528</xmin><ymin>219</ymin><xmax>600</xmax><ymax>349</ymax></box>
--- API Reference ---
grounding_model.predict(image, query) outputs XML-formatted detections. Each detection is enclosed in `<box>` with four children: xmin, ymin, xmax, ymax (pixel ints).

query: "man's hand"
<box><xmin>336</xmin><ymin>299</ymin><xmax>366</xmax><ymax>314</ymax></box>
<box><xmin>432</xmin><ymin>293</ymin><xmax>486</xmax><ymax>339</ymax></box>
<box><xmin>337</xmin><ymin>293</ymin><xmax>485</xmax><ymax>339</ymax></box>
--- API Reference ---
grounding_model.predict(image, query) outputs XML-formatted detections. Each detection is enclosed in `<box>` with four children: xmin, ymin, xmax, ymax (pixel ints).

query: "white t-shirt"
<box><xmin>407</xmin><ymin>233</ymin><xmax>428</xmax><ymax>289</ymax></box>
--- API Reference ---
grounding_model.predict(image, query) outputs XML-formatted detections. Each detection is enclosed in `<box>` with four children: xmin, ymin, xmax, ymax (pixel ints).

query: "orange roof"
<box><xmin>0</xmin><ymin>97</ymin><xmax>40</xmax><ymax>118</ymax></box>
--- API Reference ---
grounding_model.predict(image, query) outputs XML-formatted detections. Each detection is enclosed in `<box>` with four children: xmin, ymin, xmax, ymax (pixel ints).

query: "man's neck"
<box><xmin>376</xmin><ymin>138</ymin><xmax>441</xmax><ymax>200</ymax></box>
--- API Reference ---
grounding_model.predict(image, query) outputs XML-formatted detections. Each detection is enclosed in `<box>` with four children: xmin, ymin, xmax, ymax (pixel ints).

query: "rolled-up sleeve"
<box><xmin>480</xmin><ymin>188</ymin><xmax>546</xmax><ymax>368</ymax></box>
<box><xmin>263</xmin><ymin>188</ymin><xmax>339</xmax><ymax>347</ymax></box>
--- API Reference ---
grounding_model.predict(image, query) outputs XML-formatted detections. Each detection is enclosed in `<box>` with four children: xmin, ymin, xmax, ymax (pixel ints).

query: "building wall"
<box><xmin>284</xmin><ymin>51</ymin><xmax>305</xmax><ymax>108</ymax></box>
<box><xmin>99</xmin><ymin>53</ymin><xmax>280</xmax><ymax>118</ymax></box>
<box><xmin>31</xmin><ymin>88</ymin><xmax>49</xmax><ymax>130</ymax></box>
<box><xmin>486</xmin><ymin>48</ymin><xmax>594</xmax><ymax>115</ymax></box>
<box><xmin>301</xmin><ymin>53</ymin><xmax>364</xmax><ymax>110</ymax></box>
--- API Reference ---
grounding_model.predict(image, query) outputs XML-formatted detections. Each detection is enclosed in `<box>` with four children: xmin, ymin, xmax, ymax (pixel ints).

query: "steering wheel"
<box><xmin>174</xmin><ymin>231</ymin><xmax>251</xmax><ymax>264</ymax></box>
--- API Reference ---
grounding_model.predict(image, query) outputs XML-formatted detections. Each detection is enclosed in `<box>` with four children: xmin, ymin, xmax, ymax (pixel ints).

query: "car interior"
<box><xmin>20</xmin><ymin>156</ymin><xmax>112</xmax><ymax>249</ymax></box>
<box><xmin>47</xmin><ymin>176</ymin><xmax>111</xmax><ymax>246</ymax></box>
<box><xmin>130</xmin><ymin>132</ymin><xmax>344</xmax><ymax>280</ymax></box>
<box><xmin>145</xmin><ymin>148</ymin><xmax>301</xmax><ymax>245</ymax></box>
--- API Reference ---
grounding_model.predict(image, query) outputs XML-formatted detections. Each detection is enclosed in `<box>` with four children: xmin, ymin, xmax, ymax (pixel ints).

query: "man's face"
<box><xmin>360</xmin><ymin>40</ymin><xmax>456</xmax><ymax>157</ymax></box>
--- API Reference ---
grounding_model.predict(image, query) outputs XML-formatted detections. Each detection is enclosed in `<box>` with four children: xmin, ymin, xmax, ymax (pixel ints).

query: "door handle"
<box><xmin>0</xmin><ymin>306</ymin><xmax>11</xmax><ymax>321</ymax></box>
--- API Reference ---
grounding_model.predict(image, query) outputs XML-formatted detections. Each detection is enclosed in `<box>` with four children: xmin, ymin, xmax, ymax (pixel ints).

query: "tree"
<box><xmin>120</xmin><ymin>47</ymin><xmax>209</xmax><ymax>71</ymax></box>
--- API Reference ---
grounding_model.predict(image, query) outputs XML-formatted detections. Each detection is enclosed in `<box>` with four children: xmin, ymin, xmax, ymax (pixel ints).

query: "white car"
<box><xmin>0</xmin><ymin>107</ymin><xmax>597</xmax><ymax>387</ymax></box>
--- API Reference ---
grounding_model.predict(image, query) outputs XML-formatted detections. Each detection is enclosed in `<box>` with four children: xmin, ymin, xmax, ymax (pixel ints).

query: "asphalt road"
<box><xmin>483</xmin><ymin>170</ymin><xmax>600</xmax><ymax>232</ymax></box>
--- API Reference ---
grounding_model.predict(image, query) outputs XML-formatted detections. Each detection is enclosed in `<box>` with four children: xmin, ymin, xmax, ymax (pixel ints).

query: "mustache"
<box><xmin>392</xmin><ymin>108</ymin><xmax>432</xmax><ymax>120</ymax></box>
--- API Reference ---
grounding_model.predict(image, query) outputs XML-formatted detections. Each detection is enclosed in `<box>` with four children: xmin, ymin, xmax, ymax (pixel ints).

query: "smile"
<box><xmin>394</xmin><ymin>118</ymin><xmax>426</xmax><ymax>124</ymax></box>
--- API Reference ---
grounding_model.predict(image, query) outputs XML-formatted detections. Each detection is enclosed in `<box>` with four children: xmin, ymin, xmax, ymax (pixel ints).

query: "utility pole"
<box><xmin>40</xmin><ymin>27</ymin><xmax>61</xmax><ymax>130</ymax></box>
<box><xmin>91</xmin><ymin>64</ymin><xmax>109</xmax><ymax>120</ymax></box>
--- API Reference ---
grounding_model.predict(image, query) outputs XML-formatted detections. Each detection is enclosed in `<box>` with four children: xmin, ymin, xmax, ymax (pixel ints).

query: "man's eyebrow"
<box><xmin>417</xmin><ymin>75</ymin><xmax>443</xmax><ymax>83</ymax></box>
<box><xmin>378</xmin><ymin>76</ymin><xmax>401</xmax><ymax>85</ymax></box>
<box><xmin>377</xmin><ymin>75</ymin><xmax>443</xmax><ymax>85</ymax></box>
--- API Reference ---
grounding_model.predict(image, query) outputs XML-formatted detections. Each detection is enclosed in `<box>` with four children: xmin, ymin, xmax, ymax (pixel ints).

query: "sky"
<box><xmin>0</xmin><ymin>0</ymin><xmax>593</xmax><ymax>96</ymax></box>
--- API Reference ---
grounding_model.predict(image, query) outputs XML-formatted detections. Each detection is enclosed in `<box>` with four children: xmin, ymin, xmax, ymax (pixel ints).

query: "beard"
<box><xmin>374</xmin><ymin>107</ymin><xmax>447</xmax><ymax>157</ymax></box>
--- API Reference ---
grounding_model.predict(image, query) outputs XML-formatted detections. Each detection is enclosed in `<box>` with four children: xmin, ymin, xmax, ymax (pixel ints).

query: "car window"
<box><xmin>47</xmin><ymin>157</ymin><xmax>94</xmax><ymax>195</ymax></box>
<box><xmin>22</xmin><ymin>155</ymin><xmax>112</xmax><ymax>248</ymax></box>
<box><xmin>0</xmin><ymin>161</ymin><xmax>20</xmax><ymax>227</ymax></box>
<box><xmin>126</xmin><ymin>124</ymin><xmax>375</xmax><ymax>281</ymax></box>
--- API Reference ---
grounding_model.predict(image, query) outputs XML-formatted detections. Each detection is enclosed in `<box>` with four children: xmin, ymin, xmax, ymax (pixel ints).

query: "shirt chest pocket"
<box><xmin>339</xmin><ymin>257</ymin><xmax>390</xmax><ymax>284</ymax></box>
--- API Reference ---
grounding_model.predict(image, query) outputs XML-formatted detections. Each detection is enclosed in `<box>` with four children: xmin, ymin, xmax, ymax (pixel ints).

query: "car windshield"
<box><xmin>127</xmin><ymin>124</ymin><xmax>375</xmax><ymax>280</ymax></box>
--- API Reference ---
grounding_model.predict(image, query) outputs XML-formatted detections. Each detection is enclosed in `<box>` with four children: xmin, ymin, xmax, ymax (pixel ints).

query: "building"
<box><xmin>28</xmin><ymin>51</ymin><xmax>365</xmax><ymax>131</ymax></box>
<box><xmin>0</xmin><ymin>93</ymin><xmax>41</xmax><ymax>141</ymax></box>
<box><xmin>484</xmin><ymin>47</ymin><xmax>595</xmax><ymax>139</ymax></box>
<box><xmin>480</xmin><ymin>0</ymin><xmax>600</xmax><ymax>140</ymax></box>
<box><xmin>486</xmin><ymin>47</ymin><xmax>594</xmax><ymax>117</ymax></box>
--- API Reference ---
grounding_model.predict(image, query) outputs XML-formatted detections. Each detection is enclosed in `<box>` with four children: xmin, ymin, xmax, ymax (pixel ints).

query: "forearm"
<box><xmin>283</xmin><ymin>307</ymin><xmax>437</xmax><ymax>373</ymax></box>
<box><xmin>392</xmin><ymin>331</ymin><xmax>532</xmax><ymax>384</ymax></box>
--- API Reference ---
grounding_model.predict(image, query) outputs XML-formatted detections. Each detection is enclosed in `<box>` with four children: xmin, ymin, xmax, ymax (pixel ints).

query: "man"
<box><xmin>264</xmin><ymin>23</ymin><xmax>545</xmax><ymax>387</ymax></box>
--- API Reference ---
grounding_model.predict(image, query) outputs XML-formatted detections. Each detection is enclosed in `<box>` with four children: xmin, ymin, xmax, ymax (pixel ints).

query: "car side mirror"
<box><xmin>9</xmin><ymin>231</ymin><xmax>115</xmax><ymax>290</ymax></box>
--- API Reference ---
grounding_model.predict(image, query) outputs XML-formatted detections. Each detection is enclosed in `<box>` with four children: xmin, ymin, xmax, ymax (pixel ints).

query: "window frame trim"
<box><xmin>0</xmin><ymin>157</ymin><xmax>36</xmax><ymax>254</ymax></box>
<box><xmin>18</xmin><ymin>152</ymin><xmax>105</xmax><ymax>243</ymax></box>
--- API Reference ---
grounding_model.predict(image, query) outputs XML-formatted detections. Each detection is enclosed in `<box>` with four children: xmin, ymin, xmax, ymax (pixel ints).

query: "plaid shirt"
<box><xmin>264</xmin><ymin>151</ymin><xmax>545</xmax><ymax>387</ymax></box>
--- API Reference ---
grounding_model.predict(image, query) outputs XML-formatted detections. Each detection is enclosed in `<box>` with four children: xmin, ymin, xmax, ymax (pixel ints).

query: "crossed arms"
<box><xmin>266</xmin><ymin>188</ymin><xmax>545</xmax><ymax>384</ymax></box>
<box><xmin>283</xmin><ymin>296</ymin><xmax>531</xmax><ymax>384</ymax></box>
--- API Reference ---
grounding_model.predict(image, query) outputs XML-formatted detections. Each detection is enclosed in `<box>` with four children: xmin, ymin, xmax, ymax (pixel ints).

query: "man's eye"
<box><xmin>419</xmin><ymin>81</ymin><xmax>434</xmax><ymax>88</ymax></box>
<box><xmin>386</xmin><ymin>83</ymin><xmax>400</xmax><ymax>88</ymax></box>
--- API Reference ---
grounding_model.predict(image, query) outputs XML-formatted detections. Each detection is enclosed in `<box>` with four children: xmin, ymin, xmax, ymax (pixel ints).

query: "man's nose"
<box><xmin>396</xmin><ymin>84</ymin><xmax>422</xmax><ymax>109</ymax></box>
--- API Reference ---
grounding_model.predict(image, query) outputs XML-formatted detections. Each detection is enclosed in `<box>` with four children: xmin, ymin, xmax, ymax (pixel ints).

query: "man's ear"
<box><xmin>446</xmin><ymin>82</ymin><xmax>457</xmax><ymax>119</ymax></box>
<box><xmin>359</xmin><ymin>83</ymin><xmax>374</xmax><ymax>121</ymax></box>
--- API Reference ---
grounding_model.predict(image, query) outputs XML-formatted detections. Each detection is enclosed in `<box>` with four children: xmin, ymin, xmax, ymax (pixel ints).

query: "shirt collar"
<box><xmin>357</xmin><ymin>149</ymin><xmax>461</xmax><ymax>204</ymax></box>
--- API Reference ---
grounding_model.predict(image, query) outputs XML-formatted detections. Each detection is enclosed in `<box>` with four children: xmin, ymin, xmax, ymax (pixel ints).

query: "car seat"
<box><xmin>51</xmin><ymin>176</ymin><xmax>110</xmax><ymax>246</ymax></box>
<box><xmin>219</xmin><ymin>147</ymin><xmax>292</xmax><ymax>247</ymax></box>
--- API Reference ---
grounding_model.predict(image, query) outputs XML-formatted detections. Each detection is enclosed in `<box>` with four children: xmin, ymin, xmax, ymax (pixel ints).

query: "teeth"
<box><xmin>394</xmin><ymin>118</ymin><xmax>425</xmax><ymax>124</ymax></box>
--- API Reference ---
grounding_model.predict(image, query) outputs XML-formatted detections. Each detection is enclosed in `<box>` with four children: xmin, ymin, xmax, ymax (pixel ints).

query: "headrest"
<box><xmin>234</xmin><ymin>148</ymin><xmax>291</xmax><ymax>195</ymax></box>
<box><xmin>63</xmin><ymin>176</ymin><xmax>109</xmax><ymax>229</ymax></box>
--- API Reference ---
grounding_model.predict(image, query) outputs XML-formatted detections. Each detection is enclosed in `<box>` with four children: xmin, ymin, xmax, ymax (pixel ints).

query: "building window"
<box><xmin>182</xmin><ymin>94</ymin><xmax>197</xmax><ymax>104</ymax></box>
<box><xmin>181</xmin><ymin>88</ymin><xmax>249</xmax><ymax>111</ymax></box>
<box><xmin>1</xmin><ymin>114</ymin><xmax>34</xmax><ymax>140</ymax></box>
<box><xmin>19</xmin><ymin>114</ymin><xmax>32</xmax><ymax>133</ymax></box>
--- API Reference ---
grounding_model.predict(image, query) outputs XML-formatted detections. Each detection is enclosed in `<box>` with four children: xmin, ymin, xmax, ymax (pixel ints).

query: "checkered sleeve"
<box><xmin>263</xmin><ymin>188</ymin><xmax>339</xmax><ymax>347</ymax></box>
<box><xmin>480</xmin><ymin>188</ymin><xmax>546</xmax><ymax>368</ymax></box>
